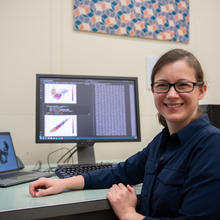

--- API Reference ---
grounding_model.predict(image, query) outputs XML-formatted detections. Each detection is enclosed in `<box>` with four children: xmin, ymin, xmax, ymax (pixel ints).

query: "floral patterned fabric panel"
<box><xmin>73</xmin><ymin>0</ymin><xmax>189</xmax><ymax>43</ymax></box>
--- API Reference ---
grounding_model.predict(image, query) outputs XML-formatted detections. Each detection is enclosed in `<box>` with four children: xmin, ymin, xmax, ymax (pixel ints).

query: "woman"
<box><xmin>29</xmin><ymin>49</ymin><xmax>220</xmax><ymax>219</ymax></box>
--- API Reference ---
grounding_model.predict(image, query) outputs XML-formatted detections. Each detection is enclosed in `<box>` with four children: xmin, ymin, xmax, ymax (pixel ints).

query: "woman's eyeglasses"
<box><xmin>151</xmin><ymin>81</ymin><xmax>204</xmax><ymax>93</ymax></box>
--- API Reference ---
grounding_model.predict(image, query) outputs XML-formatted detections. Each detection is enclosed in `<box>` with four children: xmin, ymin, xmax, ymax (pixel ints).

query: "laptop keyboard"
<box><xmin>0</xmin><ymin>171</ymin><xmax>34</xmax><ymax>179</ymax></box>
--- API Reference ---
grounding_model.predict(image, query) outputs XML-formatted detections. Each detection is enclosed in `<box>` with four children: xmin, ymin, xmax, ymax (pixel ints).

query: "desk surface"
<box><xmin>0</xmin><ymin>176</ymin><xmax>142</xmax><ymax>220</ymax></box>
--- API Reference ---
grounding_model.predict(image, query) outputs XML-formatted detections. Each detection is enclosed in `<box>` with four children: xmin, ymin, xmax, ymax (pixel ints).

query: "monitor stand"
<box><xmin>77</xmin><ymin>142</ymin><xmax>95</xmax><ymax>164</ymax></box>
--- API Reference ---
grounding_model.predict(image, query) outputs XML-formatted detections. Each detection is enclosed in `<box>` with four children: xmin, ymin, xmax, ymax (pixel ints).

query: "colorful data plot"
<box><xmin>45</xmin><ymin>115</ymin><xmax>77</xmax><ymax>137</ymax></box>
<box><xmin>45</xmin><ymin>84</ymin><xmax>77</xmax><ymax>104</ymax></box>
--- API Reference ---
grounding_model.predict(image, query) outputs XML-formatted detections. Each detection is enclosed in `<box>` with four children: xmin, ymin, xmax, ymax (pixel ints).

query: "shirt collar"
<box><xmin>161</xmin><ymin>128</ymin><xmax>180</xmax><ymax>152</ymax></box>
<box><xmin>161</xmin><ymin>114</ymin><xmax>210</xmax><ymax>147</ymax></box>
<box><xmin>176</xmin><ymin>114</ymin><xmax>210</xmax><ymax>145</ymax></box>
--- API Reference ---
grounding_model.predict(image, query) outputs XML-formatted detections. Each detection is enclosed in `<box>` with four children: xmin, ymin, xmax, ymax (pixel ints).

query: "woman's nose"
<box><xmin>166</xmin><ymin>85</ymin><xmax>179</xmax><ymax>97</ymax></box>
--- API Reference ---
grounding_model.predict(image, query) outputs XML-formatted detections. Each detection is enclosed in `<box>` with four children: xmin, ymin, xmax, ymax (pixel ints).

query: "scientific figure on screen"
<box><xmin>0</xmin><ymin>141</ymin><xmax>9</xmax><ymax>164</ymax></box>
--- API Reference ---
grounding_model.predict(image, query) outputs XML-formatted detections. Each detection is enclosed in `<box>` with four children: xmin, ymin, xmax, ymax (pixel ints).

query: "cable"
<box><xmin>47</xmin><ymin>145</ymin><xmax>78</xmax><ymax>172</ymax></box>
<box><xmin>47</xmin><ymin>147</ymin><xmax>69</xmax><ymax>172</ymax></box>
<box><xmin>32</xmin><ymin>160</ymin><xmax>42</xmax><ymax>171</ymax></box>
<box><xmin>56</xmin><ymin>145</ymin><xmax>77</xmax><ymax>164</ymax></box>
<box><xmin>63</xmin><ymin>146</ymin><xmax>78</xmax><ymax>163</ymax></box>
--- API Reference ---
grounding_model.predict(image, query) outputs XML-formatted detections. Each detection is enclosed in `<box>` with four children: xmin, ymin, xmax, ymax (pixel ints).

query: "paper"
<box><xmin>146</xmin><ymin>56</ymin><xmax>159</xmax><ymax>89</ymax></box>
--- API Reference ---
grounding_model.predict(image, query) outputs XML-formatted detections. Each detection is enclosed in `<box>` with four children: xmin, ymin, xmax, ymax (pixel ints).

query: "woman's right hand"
<box><xmin>29</xmin><ymin>175</ymin><xmax>85</xmax><ymax>197</ymax></box>
<box><xmin>29</xmin><ymin>177</ymin><xmax>66</xmax><ymax>197</ymax></box>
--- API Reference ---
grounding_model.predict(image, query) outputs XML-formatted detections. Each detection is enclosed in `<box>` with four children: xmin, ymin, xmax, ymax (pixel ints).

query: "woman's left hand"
<box><xmin>106</xmin><ymin>183</ymin><xmax>144</xmax><ymax>220</ymax></box>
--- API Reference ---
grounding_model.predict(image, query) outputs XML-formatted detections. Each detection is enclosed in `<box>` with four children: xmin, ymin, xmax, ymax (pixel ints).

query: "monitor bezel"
<box><xmin>36</xmin><ymin>73</ymin><xmax>141</xmax><ymax>144</ymax></box>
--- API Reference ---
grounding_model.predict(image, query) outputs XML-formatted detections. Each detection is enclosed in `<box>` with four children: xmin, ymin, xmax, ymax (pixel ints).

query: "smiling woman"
<box><xmin>151</xmin><ymin>49</ymin><xmax>207</xmax><ymax>130</ymax></box>
<box><xmin>29</xmin><ymin>49</ymin><xmax>220</xmax><ymax>220</ymax></box>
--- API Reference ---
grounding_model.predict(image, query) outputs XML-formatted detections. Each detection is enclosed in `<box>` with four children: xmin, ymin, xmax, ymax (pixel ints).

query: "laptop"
<box><xmin>0</xmin><ymin>132</ymin><xmax>53</xmax><ymax>187</ymax></box>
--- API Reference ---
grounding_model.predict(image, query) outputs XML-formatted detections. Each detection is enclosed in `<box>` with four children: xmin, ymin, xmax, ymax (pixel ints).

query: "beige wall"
<box><xmin>0</xmin><ymin>0</ymin><xmax>220</xmax><ymax>165</ymax></box>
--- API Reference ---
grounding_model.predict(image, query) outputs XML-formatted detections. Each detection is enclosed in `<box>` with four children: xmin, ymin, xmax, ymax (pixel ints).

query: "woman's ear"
<box><xmin>198</xmin><ymin>84</ymin><xmax>207</xmax><ymax>100</ymax></box>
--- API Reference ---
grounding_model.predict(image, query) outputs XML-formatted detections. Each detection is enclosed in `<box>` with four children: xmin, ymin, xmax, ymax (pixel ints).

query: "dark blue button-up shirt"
<box><xmin>83</xmin><ymin>114</ymin><xmax>220</xmax><ymax>219</ymax></box>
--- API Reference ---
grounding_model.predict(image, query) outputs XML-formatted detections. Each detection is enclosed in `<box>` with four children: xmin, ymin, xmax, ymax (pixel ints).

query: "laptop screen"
<box><xmin>0</xmin><ymin>132</ymin><xmax>19</xmax><ymax>172</ymax></box>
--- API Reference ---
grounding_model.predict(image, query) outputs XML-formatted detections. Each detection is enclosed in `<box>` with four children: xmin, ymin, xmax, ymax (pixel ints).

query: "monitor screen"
<box><xmin>36</xmin><ymin>74</ymin><xmax>141</xmax><ymax>163</ymax></box>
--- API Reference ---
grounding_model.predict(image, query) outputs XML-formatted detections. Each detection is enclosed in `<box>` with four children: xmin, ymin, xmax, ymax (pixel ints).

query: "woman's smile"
<box><xmin>164</xmin><ymin>102</ymin><xmax>184</xmax><ymax>109</ymax></box>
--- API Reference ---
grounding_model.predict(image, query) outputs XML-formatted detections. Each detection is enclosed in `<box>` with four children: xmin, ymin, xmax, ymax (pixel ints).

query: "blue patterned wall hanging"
<box><xmin>73</xmin><ymin>0</ymin><xmax>189</xmax><ymax>43</ymax></box>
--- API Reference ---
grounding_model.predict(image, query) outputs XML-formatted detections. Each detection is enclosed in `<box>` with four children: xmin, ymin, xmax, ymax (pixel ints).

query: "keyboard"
<box><xmin>55</xmin><ymin>163</ymin><xmax>114</xmax><ymax>178</ymax></box>
<box><xmin>0</xmin><ymin>171</ymin><xmax>33</xmax><ymax>179</ymax></box>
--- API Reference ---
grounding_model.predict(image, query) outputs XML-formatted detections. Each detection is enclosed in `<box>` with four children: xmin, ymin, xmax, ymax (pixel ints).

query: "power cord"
<box><xmin>47</xmin><ymin>145</ymin><xmax>78</xmax><ymax>172</ymax></box>
<box><xmin>31</xmin><ymin>146</ymin><xmax>78</xmax><ymax>173</ymax></box>
<box><xmin>32</xmin><ymin>160</ymin><xmax>42</xmax><ymax>171</ymax></box>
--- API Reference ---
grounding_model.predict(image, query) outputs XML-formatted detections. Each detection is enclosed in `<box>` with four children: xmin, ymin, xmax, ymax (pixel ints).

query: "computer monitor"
<box><xmin>200</xmin><ymin>104</ymin><xmax>220</xmax><ymax>128</ymax></box>
<box><xmin>36</xmin><ymin>74</ymin><xmax>141</xmax><ymax>164</ymax></box>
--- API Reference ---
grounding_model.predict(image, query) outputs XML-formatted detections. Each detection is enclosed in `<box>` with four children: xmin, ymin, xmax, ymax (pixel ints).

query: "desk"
<box><xmin>0</xmin><ymin>178</ymin><xmax>142</xmax><ymax>220</ymax></box>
